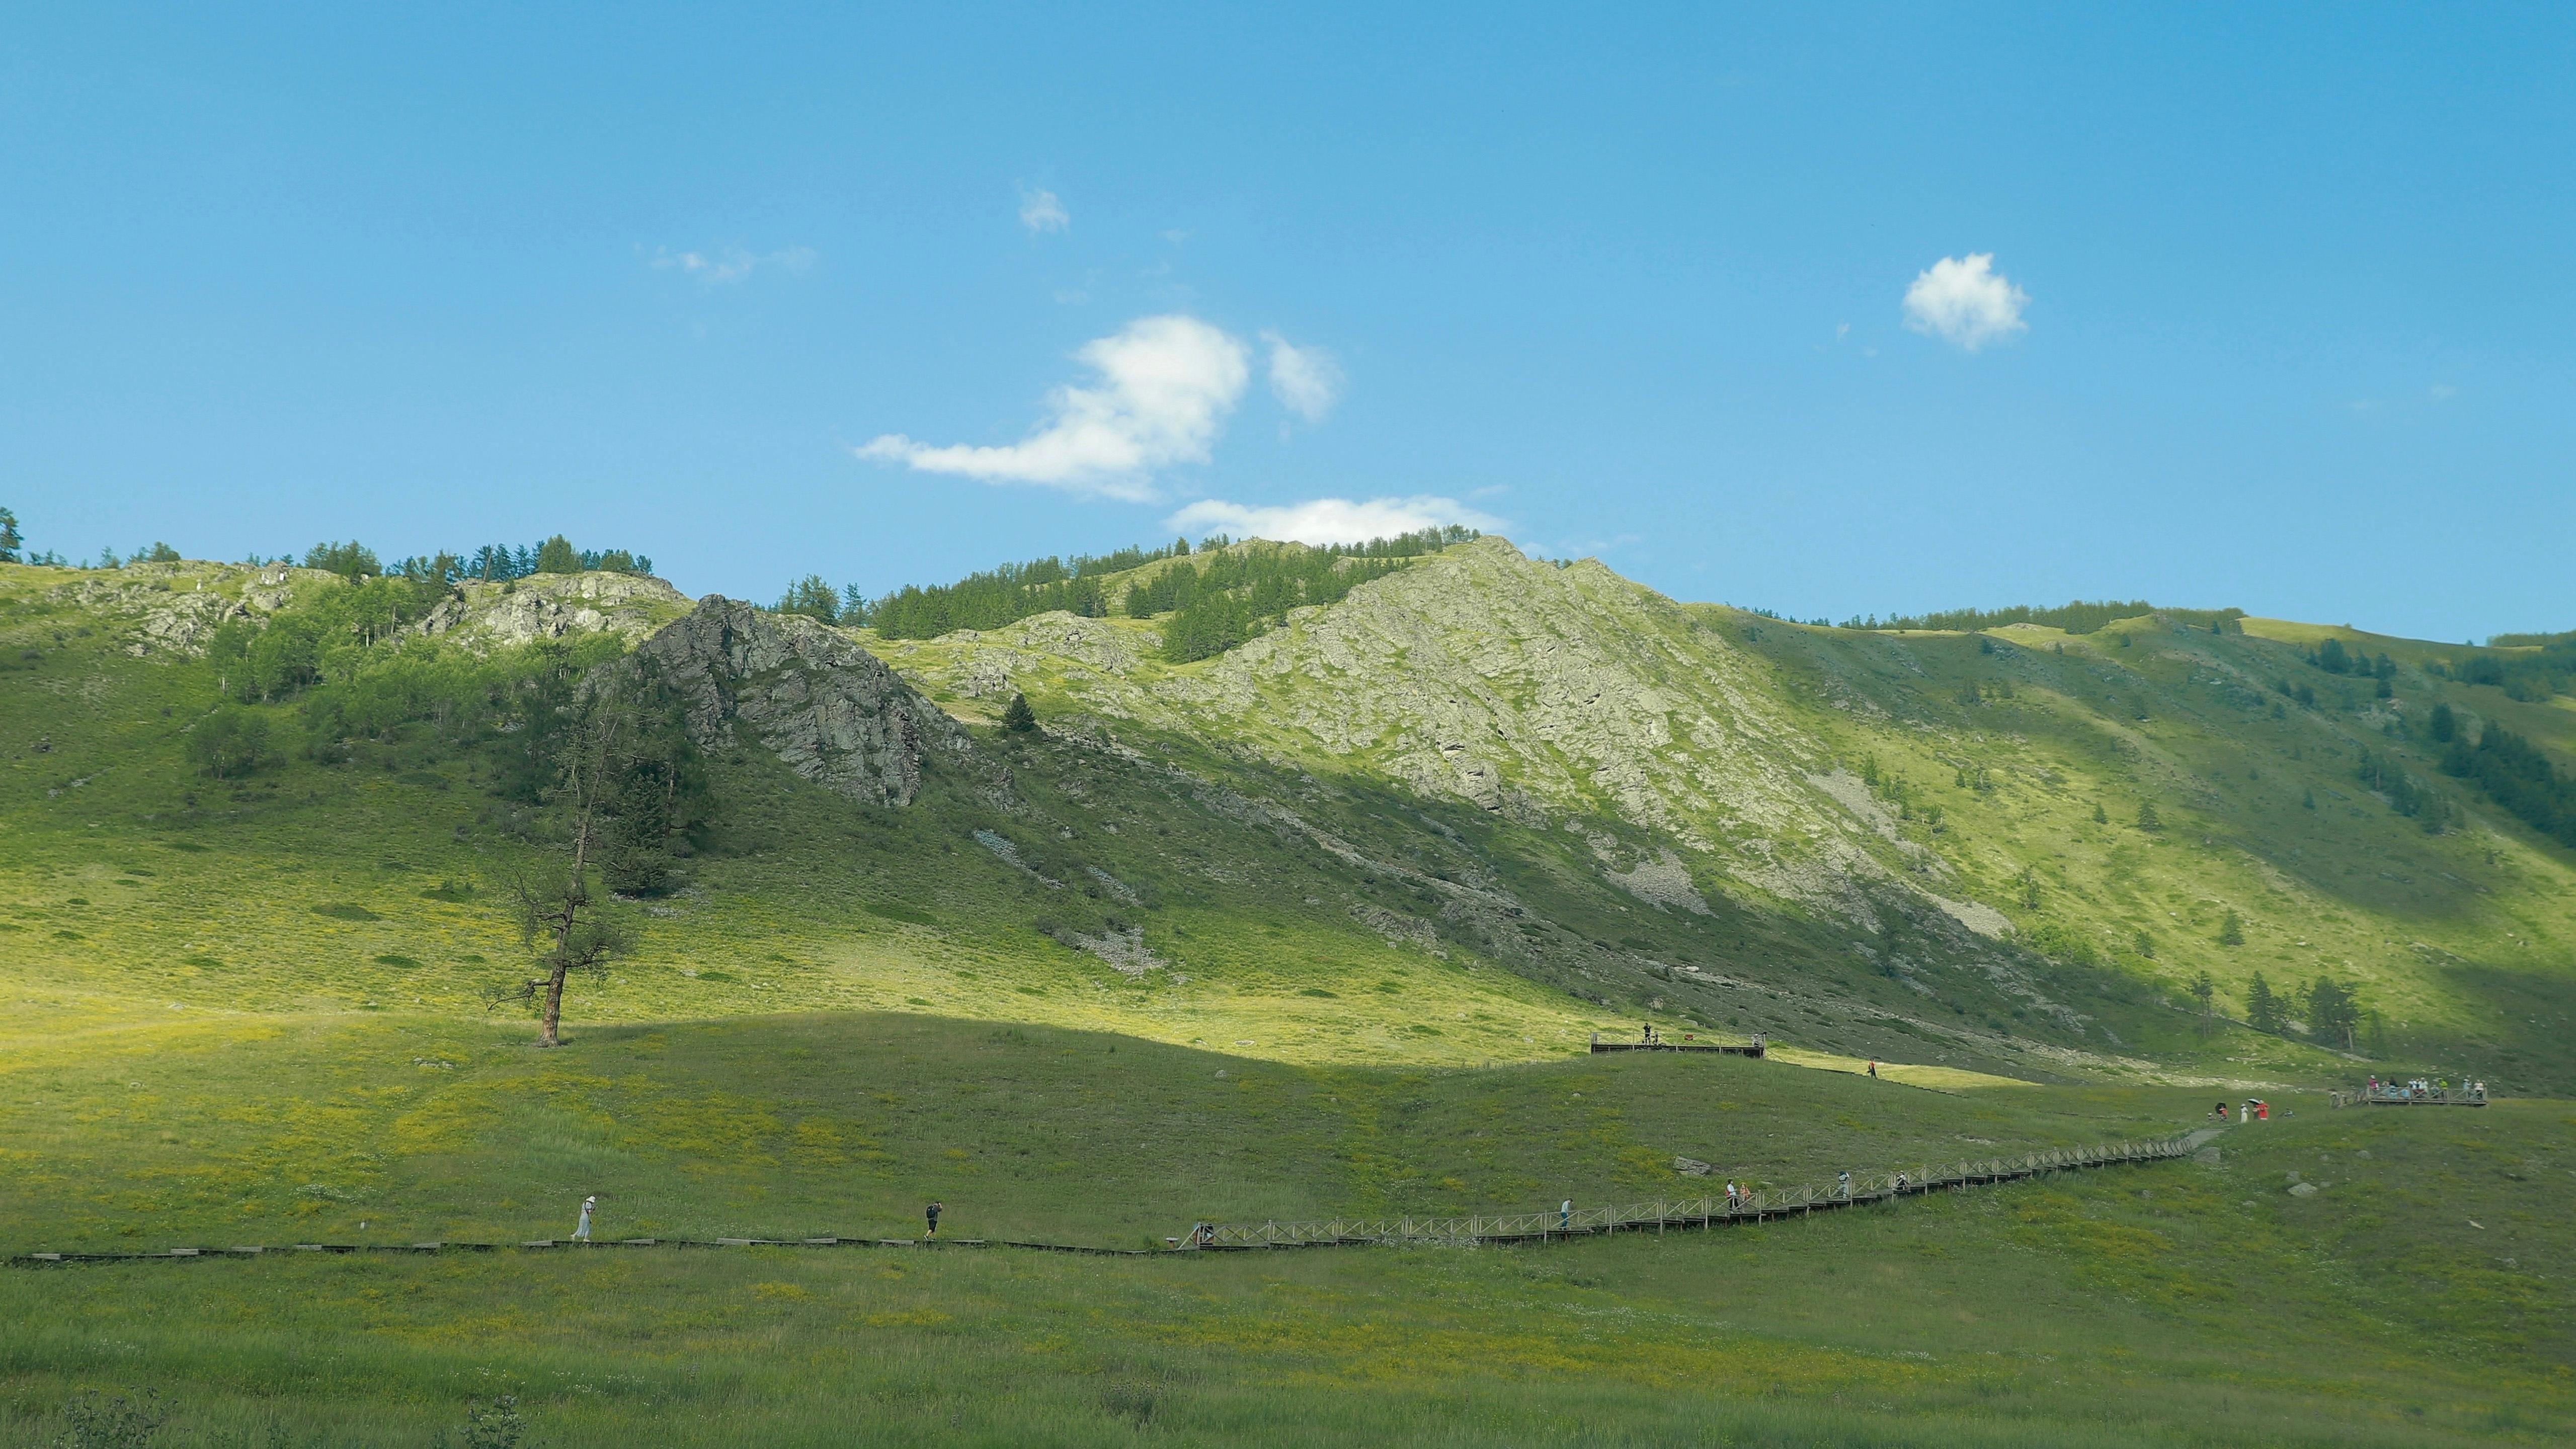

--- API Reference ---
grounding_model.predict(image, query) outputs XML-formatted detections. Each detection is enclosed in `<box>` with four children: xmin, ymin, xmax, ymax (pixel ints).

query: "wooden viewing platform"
<box><xmin>2337</xmin><ymin>1081</ymin><xmax>2488</xmax><ymax>1107</ymax></box>
<box><xmin>1590</xmin><ymin>1030</ymin><xmax>1764</xmax><ymax>1057</ymax></box>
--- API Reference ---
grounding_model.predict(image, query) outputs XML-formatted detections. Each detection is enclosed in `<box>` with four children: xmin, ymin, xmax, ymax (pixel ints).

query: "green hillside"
<box><xmin>5</xmin><ymin>540</ymin><xmax>2572</xmax><ymax>1088</ymax></box>
<box><xmin>3</xmin><ymin>538</ymin><xmax>2572</xmax><ymax>1444</ymax></box>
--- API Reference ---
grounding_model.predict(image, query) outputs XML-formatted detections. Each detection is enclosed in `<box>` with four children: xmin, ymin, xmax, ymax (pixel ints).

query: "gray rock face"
<box><xmin>417</xmin><ymin>572</ymin><xmax>688</xmax><ymax>648</ymax></box>
<box><xmin>635</xmin><ymin>596</ymin><xmax>968</xmax><ymax>807</ymax></box>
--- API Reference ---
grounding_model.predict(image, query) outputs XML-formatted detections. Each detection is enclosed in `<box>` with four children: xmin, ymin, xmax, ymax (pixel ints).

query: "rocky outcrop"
<box><xmin>635</xmin><ymin>596</ymin><xmax>969</xmax><ymax>808</ymax></box>
<box><xmin>416</xmin><ymin>572</ymin><xmax>689</xmax><ymax>649</ymax></box>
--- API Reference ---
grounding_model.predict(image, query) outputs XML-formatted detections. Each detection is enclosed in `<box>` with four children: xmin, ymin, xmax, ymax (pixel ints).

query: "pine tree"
<box><xmin>2245</xmin><ymin>971</ymin><xmax>2280</xmax><ymax>1033</ymax></box>
<box><xmin>2218</xmin><ymin>909</ymin><xmax>2244</xmax><ymax>946</ymax></box>
<box><xmin>0</xmin><ymin>506</ymin><xmax>24</xmax><ymax>562</ymax></box>
<box><xmin>1000</xmin><ymin>692</ymin><xmax>1037</xmax><ymax>734</ymax></box>
<box><xmin>2306</xmin><ymin>976</ymin><xmax>2360</xmax><ymax>1051</ymax></box>
<box><xmin>2189</xmin><ymin>971</ymin><xmax>2215</xmax><ymax>1036</ymax></box>
<box><xmin>533</xmin><ymin>535</ymin><xmax>580</xmax><ymax>574</ymax></box>
<box><xmin>2135</xmin><ymin>800</ymin><xmax>2162</xmax><ymax>831</ymax></box>
<box><xmin>2091</xmin><ymin>801</ymin><xmax>2109</xmax><ymax>824</ymax></box>
<box><xmin>775</xmin><ymin>575</ymin><xmax>839</xmax><ymax>623</ymax></box>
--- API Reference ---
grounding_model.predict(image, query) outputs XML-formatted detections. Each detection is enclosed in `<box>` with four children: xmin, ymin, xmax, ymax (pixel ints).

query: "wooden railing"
<box><xmin>9</xmin><ymin>1138</ymin><xmax>2199</xmax><ymax>1266</ymax></box>
<box><xmin>1193</xmin><ymin>1137</ymin><xmax>2195</xmax><ymax>1249</ymax></box>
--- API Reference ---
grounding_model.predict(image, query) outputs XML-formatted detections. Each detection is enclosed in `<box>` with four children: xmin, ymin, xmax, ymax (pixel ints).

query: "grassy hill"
<box><xmin>2</xmin><ymin>539</ymin><xmax>2572</xmax><ymax>1443</ymax></box>
<box><xmin>4</xmin><ymin>540</ymin><xmax>2572</xmax><ymax>1084</ymax></box>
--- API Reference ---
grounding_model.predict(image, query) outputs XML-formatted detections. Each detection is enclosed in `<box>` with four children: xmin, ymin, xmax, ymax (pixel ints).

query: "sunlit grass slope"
<box><xmin>0</xmin><ymin>1099</ymin><xmax>2564</xmax><ymax>1447</ymax></box>
<box><xmin>1726</xmin><ymin>609</ymin><xmax>2576</xmax><ymax>1082</ymax></box>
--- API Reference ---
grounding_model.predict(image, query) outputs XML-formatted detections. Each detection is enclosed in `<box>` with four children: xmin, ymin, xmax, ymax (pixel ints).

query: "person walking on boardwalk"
<box><xmin>1725</xmin><ymin>1181</ymin><xmax>1740</xmax><ymax>1212</ymax></box>
<box><xmin>925</xmin><ymin>1201</ymin><xmax>943</xmax><ymax>1238</ymax></box>
<box><xmin>1837</xmin><ymin>1171</ymin><xmax>1852</xmax><ymax>1201</ymax></box>
<box><xmin>1560</xmin><ymin>1199</ymin><xmax>1572</xmax><ymax>1231</ymax></box>
<box><xmin>1867</xmin><ymin>1060</ymin><xmax>1878</xmax><ymax>1079</ymax></box>
<box><xmin>573</xmin><ymin>1195</ymin><xmax>596</xmax><ymax>1243</ymax></box>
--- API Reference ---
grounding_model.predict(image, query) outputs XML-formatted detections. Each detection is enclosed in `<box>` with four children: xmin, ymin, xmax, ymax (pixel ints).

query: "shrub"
<box><xmin>185</xmin><ymin>705</ymin><xmax>275</xmax><ymax>778</ymax></box>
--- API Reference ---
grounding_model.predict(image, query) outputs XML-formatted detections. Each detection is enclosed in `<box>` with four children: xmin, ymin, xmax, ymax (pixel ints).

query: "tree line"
<box><xmin>2430</xmin><ymin>633</ymin><xmax>2576</xmax><ymax>704</ymax></box>
<box><xmin>1135</xmin><ymin>536</ymin><xmax>1460</xmax><ymax>663</ymax></box>
<box><xmin>1847</xmin><ymin>601</ymin><xmax>2246</xmax><ymax>635</ymax></box>
<box><xmin>771</xmin><ymin>526</ymin><xmax>1479</xmax><ymax>662</ymax></box>
<box><xmin>297</xmin><ymin>536</ymin><xmax>655</xmax><ymax>585</ymax></box>
<box><xmin>788</xmin><ymin>539</ymin><xmax>1196</xmax><ymax>636</ymax></box>
<box><xmin>0</xmin><ymin>508</ymin><xmax>655</xmax><ymax>585</ymax></box>
<box><xmin>2216</xmin><ymin>970</ymin><xmax>2372</xmax><ymax>1052</ymax></box>
<box><xmin>2442</xmin><ymin>719</ymin><xmax>2576</xmax><ymax>848</ymax></box>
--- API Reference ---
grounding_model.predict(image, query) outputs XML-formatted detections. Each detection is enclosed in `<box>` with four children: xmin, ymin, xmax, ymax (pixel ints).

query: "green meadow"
<box><xmin>0</xmin><ymin>1078</ymin><xmax>2565</xmax><ymax>1446</ymax></box>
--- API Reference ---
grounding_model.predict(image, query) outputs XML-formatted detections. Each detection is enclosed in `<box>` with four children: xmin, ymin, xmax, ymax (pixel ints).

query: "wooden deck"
<box><xmin>1589</xmin><ymin>1031</ymin><xmax>1764</xmax><ymax>1057</ymax></box>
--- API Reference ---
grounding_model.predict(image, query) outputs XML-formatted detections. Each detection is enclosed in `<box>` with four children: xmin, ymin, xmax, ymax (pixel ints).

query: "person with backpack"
<box><xmin>925</xmin><ymin>1201</ymin><xmax>943</xmax><ymax>1238</ymax></box>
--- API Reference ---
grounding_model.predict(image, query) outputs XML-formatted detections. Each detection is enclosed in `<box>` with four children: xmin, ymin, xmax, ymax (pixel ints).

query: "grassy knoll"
<box><xmin>0</xmin><ymin>1093</ymin><xmax>2565</xmax><ymax>1446</ymax></box>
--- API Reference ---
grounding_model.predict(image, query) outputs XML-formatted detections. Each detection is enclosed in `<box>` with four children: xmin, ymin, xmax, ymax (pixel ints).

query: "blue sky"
<box><xmin>5</xmin><ymin>5</ymin><xmax>2569</xmax><ymax>641</ymax></box>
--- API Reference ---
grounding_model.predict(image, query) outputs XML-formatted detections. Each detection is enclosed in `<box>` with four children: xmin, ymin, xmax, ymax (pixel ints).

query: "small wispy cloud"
<box><xmin>856</xmin><ymin>314</ymin><xmax>1249</xmax><ymax>502</ymax></box>
<box><xmin>1164</xmin><ymin>495</ymin><xmax>1503</xmax><ymax>547</ymax></box>
<box><xmin>647</xmin><ymin>245</ymin><xmax>816</xmax><ymax>285</ymax></box>
<box><xmin>1262</xmin><ymin>332</ymin><xmax>1345</xmax><ymax>424</ymax></box>
<box><xmin>1019</xmin><ymin>186</ymin><xmax>1070</xmax><ymax>234</ymax></box>
<box><xmin>1902</xmin><ymin>253</ymin><xmax>2028</xmax><ymax>351</ymax></box>
<box><xmin>2429</xmin><ymin>383</ymin><xmax>2458</xmax><ymax>401</ymax></box>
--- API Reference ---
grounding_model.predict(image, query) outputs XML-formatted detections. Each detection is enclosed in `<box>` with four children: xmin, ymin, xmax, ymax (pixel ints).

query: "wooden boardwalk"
<box><xmin>6</xmin><ymin>1133</ymin><xmax>2205</xmax><ymax>1268</ymax></box>
<box><xmin>1191</xmin><ymin>1135</ymin><xmax>2199</xmax><ymax>1249</ymax></box>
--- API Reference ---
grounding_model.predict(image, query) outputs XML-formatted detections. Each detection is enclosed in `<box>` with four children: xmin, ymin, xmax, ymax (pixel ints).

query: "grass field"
<box><xmin>0</xmin><ymin>1072</ymin><xmax>2565</xmax><ymax>1446</ymax></box>
<box><xmin>0</xmin><ymin>1013</ymin><xmax>2208</xmax><ymax>1252</ymax></box>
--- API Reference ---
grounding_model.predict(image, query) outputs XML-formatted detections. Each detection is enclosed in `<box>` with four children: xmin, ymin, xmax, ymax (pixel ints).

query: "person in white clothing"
<box><xmin>574</xmin><ymin>1195</ymin><xmax>596</xmax><ymax>1242</ymax></box>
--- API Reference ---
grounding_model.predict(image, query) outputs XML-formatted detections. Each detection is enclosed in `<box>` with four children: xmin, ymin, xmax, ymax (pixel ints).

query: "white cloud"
<box><xmin>648</xmin><ymin>245</ymin><xmax>815</xmax><ymax>284</ymax></box>
<box><xmin>1163</xmin><ymin>495</ymin><xmax>1504</xmax><ymax>546</ymax></box>
<box><xmin>1262</xmin><ymin>332</ymin><xmax>1345</xmax><ymax>423</ymax></box>
<box><xmin>1901</xmin><ymin>253</ymin><xmax>2028</xmax><ymax>351</ymax></box>
<box><xmin>856</xmin><ymin>314</ymin><xmax>1249</xmax><ymax>501</ymax></box>
<box><xmin>1019</xmin><ymin>187</ymin><xmax>1070</xmax><ymax>233</ymax></box>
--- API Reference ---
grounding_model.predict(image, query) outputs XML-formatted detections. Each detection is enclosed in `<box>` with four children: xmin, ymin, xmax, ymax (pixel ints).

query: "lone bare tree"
<box><xmin>490</xmin><ymin>687</ymin><xmax>633</xmax><ymax>1046</ymax></box>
